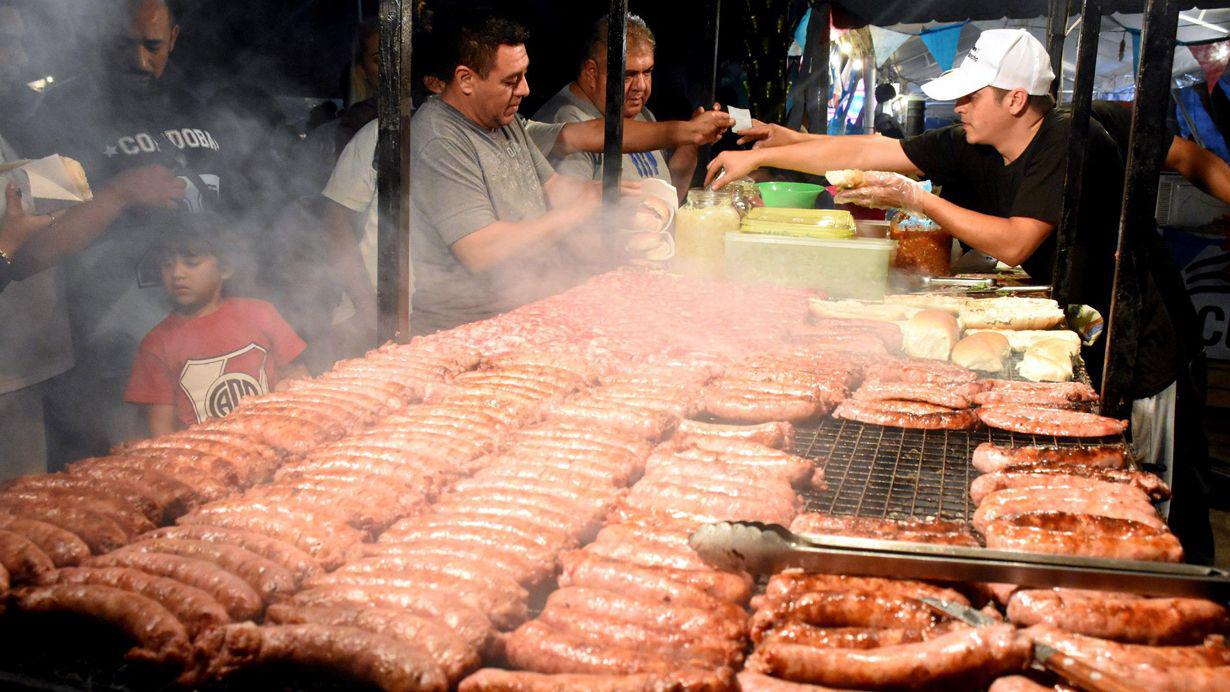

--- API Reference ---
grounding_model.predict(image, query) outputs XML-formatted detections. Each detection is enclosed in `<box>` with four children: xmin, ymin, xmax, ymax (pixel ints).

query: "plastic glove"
<box><xmin>832</xmin><ymin>171</ymin><xmax>927</xmax><ymax>214</ymax></box>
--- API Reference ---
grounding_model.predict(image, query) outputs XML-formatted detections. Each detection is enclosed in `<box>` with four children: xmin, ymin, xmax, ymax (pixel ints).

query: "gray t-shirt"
<box><xmin>532</xmin><ymin>84</ymin><xmax>672</xmax><ymax>184</ymax></box>
<box><xmin>409</xmin><ymin>97</ymin><xmax>562</xmax><ymax>335</ymax></box>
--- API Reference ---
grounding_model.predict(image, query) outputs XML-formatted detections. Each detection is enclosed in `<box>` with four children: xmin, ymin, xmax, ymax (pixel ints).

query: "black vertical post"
<box><xmin>376</xmin><ymin>0</ymin><xmax>412</xmax><ymax>343</ymax></box>
<box><xmin>706</xmin><ymin>0</ymin><xmax>721</xmax><ymax>107</ymax></box>
<box><xmin>1045</xmin><ymin>0</ymin><xmax>1068</xmax><ymax>100</ymax></box>
<box><xmin>1101</xmin><ymin>0</ymin><xmax>1179</xmax><ymax>414</ymax></box>
<box><xmin>602</xmin><ymin>0</ymin><xmax>627</xmax><ymax>206</ymax></box>
<box><xmin>1050</xmin><ymin>0</ymin><xmax>1101</xmax><ymax>307</ymax></box>
<box><xmin>785</xmin><ymin>0</ymin><xmax>829</xmax><ymax>133</ymax></box>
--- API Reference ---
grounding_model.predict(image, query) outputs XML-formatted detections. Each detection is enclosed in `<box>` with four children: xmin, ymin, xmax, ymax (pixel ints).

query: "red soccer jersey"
<box><xmin>125</xmin><ymin>297</ymin><xmax>306</xmax><ymax>425</ymax></box>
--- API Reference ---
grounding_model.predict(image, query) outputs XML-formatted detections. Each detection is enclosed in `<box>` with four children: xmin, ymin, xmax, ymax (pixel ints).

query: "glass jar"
<box><xmin>673</xmin><ymin>188</ymin><xmax>740</xmax><ymax>279</ymax></box>
<box><xmin>889</xmin><ymin>211</ymin><xmax>952</xmax><ymax>277</ymax></box>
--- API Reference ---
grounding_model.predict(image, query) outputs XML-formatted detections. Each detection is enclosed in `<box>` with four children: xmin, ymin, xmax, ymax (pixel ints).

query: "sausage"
<box><xmin>71</xmin><ymin>456</ymin><xmax>230</xmax><ymax>503</ymax></box>
<box><xmin>757</xmin><ymin>572</ymin><xmax>970</xmax><ymax>611</ymax></box>
<box><xmin>89</xmin><ymin>551</ymin><xmax>263</xmax><ymax>621</ymax></box>
<box><xmin>789</xmin><ymin>513</ymin><xmax>980</xmax><ymax>546</ymax></box>
<box><xmin>176</xmin><ymin>509</ymin><xmax>356</xmax><ymax>569</ymax></box>
<box><xmin>386</xmin><ymin>513</ymin><xmax>575</xmax><ymax>554</ymax></box>
<box><xmin>545</xmin><ymin>402</ymin><xmax>678</xmax><ymax>441</ymax></box>
<box><xmin>981</xmin><ymin>512</ymin><xmax>1184</xmax><ymax>563</ymax></box>
<box><xmin>460</xmin><ymin>668</ymin><xmax>732</xmax><ymax>692</ymax></box>
<box><xmin>864</xmin><ymin>359</ymin><xmax>979</xmax><ymax>385</ymax></box>
<box><xmin>973</xmin><ymin>487</ymin><xmax>1163</xmax><ymax>533</ymax></box>
<box><xmin>579</xmin><ymin>534</ymin><xmax>714</xmax><ymax>573</ymax></box>
<box><xmin>199</xmin><ymin>623</ymin><xmax>446</xmax><ymax>692</ymax></box>
<box><xmin>986</xmin><ymin>676</ymin><xmax>1055</xmax><ymax>692</ymax></box>
<box><xmin>675</xmin><ymin>420</ymin><xmax>794</xmax><ymax>449</ymax></box>
<box><xmin>976</xmin><ymin>405</ymin><xmax>1128</xmax><ymax>438</ymax></box>
<box><xmin>477</xmin><ymin>463</ymin><xmax>629</xmax><ymax>492</ymax></box>
<box><xmin>623</xmin><ymin>481</ymin><xmax>798</xmax><ymax>527</ymax></box>
<box><xmin>639</xmin><ymin>470</ymin><xmax>800</xmax><ymax>510</ymax></box>
<box><xmin>2</xmin><ymin>474</ymin><xmax>163</xmax><ymax>522</ymax></box>
<box><xmin>557</xmin><ymin>556</ymin><xmax>741</xmax><ymax>610</ymax></box>
<box><xmin>503</xmin><ymin>619</ymin><xmax>727</xmax><ymax>677</ymax></box>
<box><xmin>310</xmin><ymin>568</ymin><xmax>527</xmax><ymax>630</ymax></box>
<box><xmin>242</xmin><ymin>484</ymin><xmax>423</xmax><ymax>533</ymax></box>
<box><xmin>971</xmin><ymin>467</ymin><xmax>1170</xmax><ymax>504</ymax></box>
<box><xmin>0</xmin><ymin>503</ymin><xmax>130</xmax><ymax>554</ymax></box>
<box><xmin>736</xmin><ymin>670</ymin><xmax>857</xmax><ymax>691</ymax></box>
<box><xmin>139</xmin><ymin>525</ymin><xmax>321</xmax><ymax>586</ymax></box>
<box><xmin>972</xmin><ymin>443</ymin><xmax>1131</xmax><ymax>474</ymax></box>
<box><xmin>832</xmin><ymin>399</ymin><xmax>979</xmax><ymax>430</ymax></box>
<box><xmin>0</xmin><ymin>529</ymin><xmax>55</xmax><ymax>583</ymax></box>
<box><xmin>702</xmin><ymin>389</ymin><xmax>824</xmax><ymax>424</ymax></box>
<box><xmin>1108</xmin><ymin>665</ymin><xmax>1230</xmax><ymax>691</ymax></box>
<box><xmin>648</xmin><ymin>450</ymin><xmax>813</xmax><ymax>488</ymax></box>
<box><xmin>974</xmin><ymin>380</ymin><xmax>1099</xmax><ymax>405</ymax></box>
<box><xmin>357</xmin><ymin>540</ymin><xmax>542</xmax><ymax>587</ymax></box>
<box><xmin>750</xmin><ymin>590</ymin><xmax>946</xmax><ymax>637</ymax></box>
<box><xmin>538</xmin><ymin>607</ymin><xmax>743</xmax><ymax>668</ymax></box>
<box><xmin>212</xmin><ymin>411</ymin><xmax>341</xmax><ymax>454</ymax></box>
<box><xmin>852</xmin><ymin>382</ymin><xmax>984</xmax><ymax>410</ymax></box>
<box><xmin>1008</xmin><ymin>590</ymin><xmax>1230</xmax><ymax>645</ymax></box>
<box><xmin>0</xmin><ymin>490</ymin><xmax>154</xmax><ymax>536</ymax></box>
<box><xmin>265</xmin><ymin>603</ymin><xmax>480</xmax><ymax>682</ymax></box>
<box><xmin>0</xmin><ymin>514</ymin><xmax>90</xmax><ymax>566</ymax></box>
<box><xmin>757</xmin><ymin>622</ymin><xmax>955</xmax><ymax>649</ymax></box>
<box><xmin>114</xmin><ymin>539</ymin><xmax>297</xmax><ymax>605</ymax></box>
<box><xmin>375</xmin><ymin>527</ymin><xmax>557</xmax><ymax>584</ymax></box>
<box><xmin>748</xmin><ymin>623</ymin><xmax>1031</xmax><ymax>688</ymax></box>
<box><xmin>15</xmin><ymin>583</ymin><xmax>191</xmax><ymax>665</ymax></box>
<box><xmin>542</xmin><ymin>586</ymin><xmax>747</xmax><ymax>642</ymax></box>
<box><xmin>48</xmin><ymin>566</ymin><xmax>231</xmax><ymax>637</ymax></box>
<box><xmin>290</xmin><ymin>586</ymin><xmax>496</xmax><ymax>655</ymax></box>
<box><xmin>66</xmin><ymin>463</ymin><xmax>197</xmax><ymax>517</ymax></box>
<box><xmin>1025</xmin><ymin>623</ymin><xmax>1230</xmax><ymax>668</ymax></box>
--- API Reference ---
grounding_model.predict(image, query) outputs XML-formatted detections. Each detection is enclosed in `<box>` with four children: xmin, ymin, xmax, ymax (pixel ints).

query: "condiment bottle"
<box><xmin>673</xmin><ymin>188</ymin><xmax>740</xmax><ymax>279</ymax></box>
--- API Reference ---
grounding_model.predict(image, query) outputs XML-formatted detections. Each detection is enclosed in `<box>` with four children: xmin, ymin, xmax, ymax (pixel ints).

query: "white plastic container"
<box><xmin>724</xmin><ymin>233</ymin><xmax>898</xmax><ymax>299</ymax></box>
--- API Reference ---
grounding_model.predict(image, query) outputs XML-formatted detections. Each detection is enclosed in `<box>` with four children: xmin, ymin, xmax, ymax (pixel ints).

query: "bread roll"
<box><xmin>959</xmin><ymin>297</ymin><xmax>1064</xmax><ymax>330</ymax></box>
<box><xmin>966</xmin><ymin>328</ymin><xmax>1081</xmax><ymax>353</ymax></box>
<box><xmin>825</xmin><ymin>169</ymin><xmax>865</xmax><ymax>189</ymax></box>
<box><xmin>951</xmin><ymin>332</ymin><xmax>1010</xmax><ymax>372</ymax></box>
<box><xmin>809</xmin><ymin>298</ymin><xmax>920</xmax><ymax>323</ymax></box>
<box><xmin>62</xmin><ymin>156</ymin><xmax>93</xmax><ymax>202</ymax></box>
<box><xmin>884</xmin><ymin>293</ymin><xmax>969</xmax><ymax>315</ymax></box>
<box><xmin>902</xmin><ymin>309</ymin><xmax>960</xmax><ymax>360</ymax></box>
<box><xmin>1018</xmin><ymin>338</ymin><xmax>1075</xmax><ymax>382</ymax></box>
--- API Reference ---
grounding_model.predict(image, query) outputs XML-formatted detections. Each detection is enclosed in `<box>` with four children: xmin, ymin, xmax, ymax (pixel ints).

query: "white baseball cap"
<box><xmin>921</xmin><ymin>28</ymin><xmax>1054</xmax><ymax>101</ymax></box>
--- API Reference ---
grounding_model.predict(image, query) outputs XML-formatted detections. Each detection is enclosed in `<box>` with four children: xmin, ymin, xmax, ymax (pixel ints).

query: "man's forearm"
<box><xmin>917</xmin><ymin>194</ymin><xmax>1051</xmax><ymax>267</ymax></box>
<box><xmin>745</xmin><ymin>135</ymin><xmax>920</xmax><ymax>177</ymax></box>
<box><xmin>10</xmin><ymin>191</ymin><xmax>127</xmax><ymax>279</ymax></box>
<box><xmin>452</xmin><ymin>209</ymin><xmax>581</xmax><ymax>274</ymax></box>
<box><xmin>555</xmin><ymin>118</ymin><xmax>700</xmax><ymax>157</ymax></box>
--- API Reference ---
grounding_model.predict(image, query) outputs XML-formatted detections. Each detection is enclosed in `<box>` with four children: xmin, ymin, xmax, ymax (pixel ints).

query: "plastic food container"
<box><xmin>889</xmin><ymin>214</ymin><xmax>952</xmax><ymax>277</ymax></box>
<box><xmin>724</xmin><ymin>233</ymin><xmax>898</xmax><ymax>299</ymax></box>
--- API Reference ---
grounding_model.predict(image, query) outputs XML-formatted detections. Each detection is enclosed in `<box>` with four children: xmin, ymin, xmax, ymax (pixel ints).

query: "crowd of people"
<box><xmin>0</xmin><ymin>2</ymin><xmax>1225</xmax><ymax>560</ymax></box>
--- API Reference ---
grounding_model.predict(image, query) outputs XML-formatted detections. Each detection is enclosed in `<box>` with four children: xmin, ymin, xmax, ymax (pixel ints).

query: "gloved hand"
<box><xmin>832</xmin><ymin>171</ymin><xmax>928</xmax><ymax>215</ymax></box>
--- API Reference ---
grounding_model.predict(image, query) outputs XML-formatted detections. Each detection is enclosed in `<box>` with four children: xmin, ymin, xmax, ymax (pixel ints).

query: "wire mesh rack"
<box><xmin>791</xmin><ymin>417</ymin><xmax>1121</xmax><ymax>522</ymax></box>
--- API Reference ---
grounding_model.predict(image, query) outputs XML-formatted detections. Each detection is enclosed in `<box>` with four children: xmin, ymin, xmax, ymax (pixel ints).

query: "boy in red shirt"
<box><xmin>125</xmin><ymin>217</ymin><xmax>307</xmax><ymax>436</ymax></box>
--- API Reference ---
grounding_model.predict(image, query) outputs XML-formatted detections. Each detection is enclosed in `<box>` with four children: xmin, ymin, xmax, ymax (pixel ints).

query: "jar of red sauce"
<box><xmin>889</xmin><ymin>212</ymin><xmax>952</xmax><ymax>277</ymax></box>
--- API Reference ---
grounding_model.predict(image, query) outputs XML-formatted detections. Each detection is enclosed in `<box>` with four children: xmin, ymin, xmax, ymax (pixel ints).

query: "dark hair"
<box><xmin>438</xmin><ymin>11</ymin><xmax>529</xmax><ymax>79</ymax></box>
<box><xmin>156</xmin><ymin>212</ymin><xmax>230</xmax><ymax>266</ymax></box>
<box><xmin>989</xmin><ymin>86</ymin><xmax>1055</xmax><ymax>113</ymax></box>
<box><xmin>874</xmin><ymin>83</ymin><xmax>896</xmax><ymax>102</ymax></box>
<box><xmin>586</xmin><ymin>13</ymin><xmax>654</xmax><ymax>65</ymax></box>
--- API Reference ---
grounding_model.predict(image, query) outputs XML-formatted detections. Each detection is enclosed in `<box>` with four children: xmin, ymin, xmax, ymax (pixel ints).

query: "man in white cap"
<box><xmin>706</xmin><ymin>28</ymin><xmax>1214</xmax><ymax>564</ymax></box>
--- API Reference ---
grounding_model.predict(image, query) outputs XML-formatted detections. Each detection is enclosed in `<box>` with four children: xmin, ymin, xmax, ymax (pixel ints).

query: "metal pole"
<box><xmin>706</xmin><ymin>0</ymin><xmax>721</xmax><ymax>107</ymax></box>
<box><xmin>1101</xmin><ymin>0</ymin><xmax>1179</xmax><ymax>414</ymax></box>
<box><xmin>1050</xmin><ymin>0</ymin><xmax>1101</xmax><ymax>307</ymax></box>
<box><xmin>375</xmin><ymin>0</ymin><xmax>412</xmax><ymax>343</ymax></box>
<box><xmin>602</xmin><ymin>0</ymin><xmax>627</xmax><ymax>206</ymax></box>
<box><xmin>812</xmin><ymin>1</ymin><xmax>831</xmax><ymax>134</ymax></box>
<box><xmin>1045</xmin><ymin>0</ymin><xmax>1068</xmax><ymax>100</ymax></box>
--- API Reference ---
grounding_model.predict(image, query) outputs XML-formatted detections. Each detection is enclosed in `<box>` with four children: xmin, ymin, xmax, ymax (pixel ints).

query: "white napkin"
<box><xmin>0</xmin><ymin>155</ymin><xmax>92</xmax><ymax>214</ymax></box>
<box><xmin>728</xmin><ymin>106</ymin><xmax>753</xmax><ymax>133</ymax></box>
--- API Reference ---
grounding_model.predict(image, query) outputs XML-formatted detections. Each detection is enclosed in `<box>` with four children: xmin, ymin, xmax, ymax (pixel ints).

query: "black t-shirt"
<box><xmin>901</xmin><ymin>111</ymin><xmax>1193</xmax><ymax>398</ymax></box>
<box><xmin>29</xmin><ymin>76</ymin><xmax>226</xmax><ymax>375</ymax></box>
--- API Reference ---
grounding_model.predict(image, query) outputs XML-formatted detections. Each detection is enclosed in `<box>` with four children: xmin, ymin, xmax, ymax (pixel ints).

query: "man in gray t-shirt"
<box><xmin>532</xmin><ymin>13</ymin><xmax>694</xmax><ymax>197</ymax></box>
<box><xmin>409</xmin><ymin>14</ymin><xmax>602</xmax><ymax>336</ymax></box>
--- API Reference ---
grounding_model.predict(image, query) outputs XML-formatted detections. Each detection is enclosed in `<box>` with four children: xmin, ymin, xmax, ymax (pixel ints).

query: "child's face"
<box><xmin>160</xmin><ymin>251</ymin><xmax>227</xmax><ymax>312</ymax></box>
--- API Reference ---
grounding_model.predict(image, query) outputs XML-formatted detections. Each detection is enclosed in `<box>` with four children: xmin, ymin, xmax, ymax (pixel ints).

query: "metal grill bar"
<box><xmin>793</xmin><ymin>418</ymin><xmax>1121</xmax><ymax>522</ymax></box>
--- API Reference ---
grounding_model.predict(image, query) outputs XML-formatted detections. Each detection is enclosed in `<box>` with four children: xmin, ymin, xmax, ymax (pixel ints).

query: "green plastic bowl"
<box><xmin>757</xmin><ymin>181</ymin><xmax>825</xmax><ymax>208</ymax></box>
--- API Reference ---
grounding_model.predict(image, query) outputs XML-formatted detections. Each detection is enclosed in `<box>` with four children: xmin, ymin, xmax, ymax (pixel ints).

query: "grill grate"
<box><xmin>792</xmin><ymin>418</ymin><xmax>1117</xmax><ymax>522</ymax></box>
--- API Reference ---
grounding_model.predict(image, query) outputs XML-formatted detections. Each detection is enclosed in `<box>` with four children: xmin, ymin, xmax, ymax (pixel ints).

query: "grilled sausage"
<box><xmin>200</xmin><ymin>623</ymin><xmax>446</xmax><ymax>692</ymax></box>
<box><xmin>2</xmin><ymin>474</ymin><xmax>163</xmax><ymax>522</ymax></box>
<box><xmin>1025</xmin><ymin>623</ymin><xmax>1230</xmax><ymax>667</ymax></box>
<box><xmin>971</xmin><ymin>467</ymin><xmax>1170</xmax><ymax>504</ymax></box>
<box><xmin>750</xmin><ymin>590</ymin><xmax>946</xmax><ymax>637</ymax></box>
<box><xmin>675</xmin><ymin>420</ymin><xmax>794</xmax><ymax>449</ymax></box>
<box><xmin>757</xmin><ymin>621</ymin><xmax>957</xmax><ymax>649</ymax></box>
<box><xmin>972</xmin><ymin>443</ymin><xmax>1130</xmax><ymax>473</ymax></box>
<box><xmin>265</xmin><ymin>603</ymin><xmax>479</xmax><ymax>682</ymax></box>
<box><xmin>981</xmin><ymin>512</ymin><xmax>1184</xmax><ymax>563</ymax></box>
<box><xmin>0</xmin><ymin>503</ymin><xmax>130</xmax><ymax>554</ymax></box>
<box><xmin>15</xmin><ymin>584</ymin><xmax>191</xmax><ymax>665</ymax></box>
<box><xmin>460</xmin><ymin>668</ymin><xmax>732</xmax><ymax>692</ymax></box>
<box><xmin>1009</xmin><ymin>590</ymin><xmax>1230</xmax><ymax>644</ymax></box>
<box><xmin>176</xmin><ymin>510</ymin><xmax>355</xmax><ymax>569</ymax></box>
<box><xmin>89</xmin><ymin>551</ymin><xmax>263</xmax><ymax>621</ymax></box>
<box><xmin>0</xmin><ymin>514</ymin><xmax>90</xmax><ymax>566</ymax></box>
<box><xmin>0</xmin><ymin>529</ymin><xmax>54</xmax><ymax>583</ymax></box>
<box><xmin>114</xmin><ymin>539</ymin><xmax>296</xmax><ymax>605</ymax></box>
<box><xmin>832</xmin><ymin>399</ymin><xmax>979</xmax><ymax>430</ymax></box>
<box><xmin>749</xmin><ymin>623</ymin><xmax>1031</xmax><ymax>688</ymax></box>
<box><xmin>976</xmin><ymin>405</ymin><xmax>1127</xmax><ymax>437</ymax></box>
<box><xmin>140</xmin><ymin>525</ymin><xmax>321</xmax><ymax>585</ymax></box>
<box><xmin>757</xmin><ymin>572</ymin><xmax>969</xmax><ymax>611</ymax></box>
<box><xmin>503</xmin><ymin>619</ymin><xmax>728</xmax><ymax>676</ymax></box>
<box><xmin>48</xmin><ymin>566</ymin><xmax>230</xmax><ymax>637</ymax></box>
<box><xmin>543</xmin><ymin>586</ymin><xmax>746</xmax><ymax>642</ymax></box>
